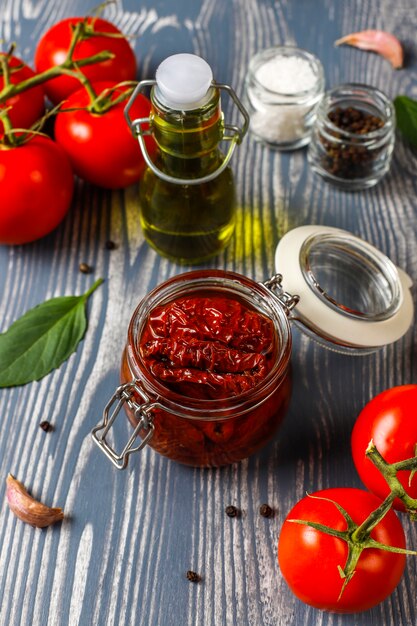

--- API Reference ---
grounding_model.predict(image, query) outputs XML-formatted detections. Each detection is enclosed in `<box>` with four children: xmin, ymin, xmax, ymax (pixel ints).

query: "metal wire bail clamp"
<box><xmin>124</xmin><ymin>79</ymin><xmax>250</xmax><ymax>186</ymax></box>
<box><xmin>91</xmin><ymin>381</ymin><xmax>156</xmax><ymax>470</ymax></box>
<box><xmin>262</xmin><ymin>274</ymin><xmax>300</xmax><ymax>316</ymax></box>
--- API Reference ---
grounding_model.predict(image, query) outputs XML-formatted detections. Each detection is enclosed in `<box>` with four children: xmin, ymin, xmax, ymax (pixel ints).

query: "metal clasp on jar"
<box><xmin>124</xmin><ymin>80</ymin><xmax>249</xmax><ymax>186</ymax></box>
<box><xmin>91</xmin><ymin>382</ymin><xmax>157</xmax><ymax>470</ymax></box>
<box><xmin>262</xmin><ymin>274</ymin><xmax>300</xmax><ymax>315</ymax></box>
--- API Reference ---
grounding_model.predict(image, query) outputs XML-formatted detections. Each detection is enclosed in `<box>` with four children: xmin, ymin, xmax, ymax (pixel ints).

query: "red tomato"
<box><xmin>278</xmin><ymin>488</ymin><xmax>406</xmax><ymax>613</ymax></box>
<box><xmin>0</xmin><ymin>135</ymin><xmax>74</xmax><ymax>244</ymax></box>
<box><xmin>34</xmin><ymin>17</ymin><xmax>136</xmax><ymax>104</ymax></box>
<box><xmin>352</xmin><ymin>385</ymin><xmax>417</xmax><ymax>510</ymax></box>
<box><xmin>0</xmin><ymin>55</ymin><xmax>45</xmax><ymax>135</ymax></box>
<box><xmin>54</xmin><ymin>81</ymin><xmax>155</xmax><ymax>189</ymax></box>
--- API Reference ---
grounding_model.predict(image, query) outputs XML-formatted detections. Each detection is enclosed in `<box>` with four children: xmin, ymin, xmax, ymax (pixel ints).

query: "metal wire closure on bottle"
<box><xmin>263</xmin><ymin>274</ymin><xmax>300</xmax><ymax>316</ymax></box>
<box><xmin>91</xmin><ymin>382</ymin><xmax>156</xmax><ymax>470</ymax></box>
<box><xmin>124</xmin><ymin>80</ymin><xmax>250</xmax><ymax>186</ymax></box>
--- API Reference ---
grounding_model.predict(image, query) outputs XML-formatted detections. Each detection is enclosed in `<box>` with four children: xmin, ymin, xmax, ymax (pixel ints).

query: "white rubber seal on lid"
<box><xmin>155</xmin><ymin>53</ymin><xmax>213</xmax><ymax>110</ymax></box>
<box><xmin>275</xmin><ymin>225</ymin><xmax>414</xmax><ymax>350</ymax></box>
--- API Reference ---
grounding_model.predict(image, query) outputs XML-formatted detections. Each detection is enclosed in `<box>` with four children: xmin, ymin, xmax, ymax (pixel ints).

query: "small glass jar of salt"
<box><xmin>245</xmin><ymin>46</ymin><xmax>324</xmax><ymax>150</ymax></box>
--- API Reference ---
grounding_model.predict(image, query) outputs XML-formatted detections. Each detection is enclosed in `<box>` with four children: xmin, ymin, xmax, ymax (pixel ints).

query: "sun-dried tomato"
<box><xmin>139</xmin><ymin>295</ymin><xmax>275</xmax><ymax>399</ymax></box>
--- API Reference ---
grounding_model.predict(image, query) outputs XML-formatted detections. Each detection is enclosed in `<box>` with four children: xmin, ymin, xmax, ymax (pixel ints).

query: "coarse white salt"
<box><xmin>255</xmin><ymin>55</ymin><xmax>318</xmax><ymax>95</ymax></box>
<box><xmin>245</xmin><ymin>47</ymin><xmax>324</xmax><ymax>149</ymax></box>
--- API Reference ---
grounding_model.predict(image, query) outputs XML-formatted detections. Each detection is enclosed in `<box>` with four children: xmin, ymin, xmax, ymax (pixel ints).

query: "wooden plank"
<box><xmin>0</xmin><ymin>0</ymin><xmax>416</xmax><ymax>624</ymax></box>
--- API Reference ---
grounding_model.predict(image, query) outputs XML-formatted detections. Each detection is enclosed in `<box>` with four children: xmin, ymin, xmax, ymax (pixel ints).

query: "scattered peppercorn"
<box><xmin>259</xmin><ymin>503</ymin><xmax>274</xmax><ymax>518</ymax></box>
<box><xmin>105</xmin><ymin>240</ymin><xmax>117</xmax><ymax>250</ymax></box>
<box><xmin>186</xmin><ymin>570</ymin><xmax>202</xmax><ymax>583</ymax></box>
<box><xmin>39</xmin><ymin>421</ymin><xmax>53</xmax><ymax>432</ymax></box>
<box><xmin>319</xmin><ymin>106</ymin><xmax>385</xmax><ymax>180</ymax></box>
<box><xmin>79</xmin><ymin>263</ymin><xmax>93</xmax><ymax>274</ymax></box>
<box><xmin>225</xmin><ymin>505</ymin><xmax>240</xmax><ymax>518</ymax></box>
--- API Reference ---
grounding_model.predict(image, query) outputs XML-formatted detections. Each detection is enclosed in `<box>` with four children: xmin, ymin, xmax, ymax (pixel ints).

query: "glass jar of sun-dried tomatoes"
<box><xmin>92</xmin><ymin>226</ymin><xmax>413</xmax><ymax>469</ymax></box>
<box><xmin>93</xmin><ymin>269</ymin><xmax>293</xmax><ymax>468</ymax></box>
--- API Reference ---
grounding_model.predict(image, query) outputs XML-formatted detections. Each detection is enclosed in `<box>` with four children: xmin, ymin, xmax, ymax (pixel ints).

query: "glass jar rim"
<box><xmin>247</xmin><ymin>45</ymin><xmax>325</xmax><ymax>101</ymax></box>
<box><xmin>317</xmin><ymin>82</ymin><xmax>395</xmax><ymax>140</ymax></box>
<box><xmin>126</xmin><ymin>269</ymin><xmax>292</xmax><ymax>417</ymax></box>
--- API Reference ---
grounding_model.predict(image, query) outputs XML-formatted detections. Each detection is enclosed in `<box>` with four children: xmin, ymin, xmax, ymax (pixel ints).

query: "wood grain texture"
<box><xmin>1</xmin><ymin>1</ymin><xmax>417</xmax><ymax>625</ymax></box>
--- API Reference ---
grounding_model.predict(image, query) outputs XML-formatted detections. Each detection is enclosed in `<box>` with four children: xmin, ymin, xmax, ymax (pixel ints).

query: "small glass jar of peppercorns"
<box><xmin>308</xmin><ymin>84</ymin><xmax>395</xmax><ymax>190</ymax></box>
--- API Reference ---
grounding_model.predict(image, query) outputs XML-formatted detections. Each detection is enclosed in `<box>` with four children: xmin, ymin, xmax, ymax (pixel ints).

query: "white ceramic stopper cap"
<box><xmin>155</xmin><ymin>53</ymin><xmax>213</xmax><ymax>110</ymax></box>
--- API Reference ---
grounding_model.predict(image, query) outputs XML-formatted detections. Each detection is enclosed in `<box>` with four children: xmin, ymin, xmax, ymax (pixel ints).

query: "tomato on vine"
<box><xmin>0</xmin><ymin>135</ymin><xmax>74</xmax><ymax>244</ymax></box>
<box><xmin>0</xmin><ymin>54</ymin><xmax>45</xmax><ymax>136</ymax></box>
<box><xmin>34</xmin><ymin>16</ymin><xmax>137</xmax><ymax>104</ymax></box>
<box><xmin>54</xmin><ymin>80</ymin><xmax>155</xmax><ymax>189</ymax></box>
<box><xmin>278</xmin><ymin>488</ymin><xmax>411</xmax><ymax>613</ymax></box>
<box><xmin>352</xmin><ymin>385</ymin><xmax>417</xmax><ymax>511</ymax></box>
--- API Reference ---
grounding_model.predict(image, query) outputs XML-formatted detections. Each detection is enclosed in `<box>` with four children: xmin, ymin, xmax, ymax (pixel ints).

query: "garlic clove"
<box><xmin>335</xmin><ymin>30</ymin><xmax>404</xmax><ymax>69</ymax></box>
<box><xmin>6</xmin><ymin>474</ymin><xmax>64</xmax><ymax>528</ymax></box>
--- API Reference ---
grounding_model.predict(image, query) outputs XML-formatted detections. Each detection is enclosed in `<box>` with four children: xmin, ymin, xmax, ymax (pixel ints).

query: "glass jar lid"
<box><xmin>275</xmin><ymin>225</ymin><xmax>413</xmax><ymax>353</ymax></box>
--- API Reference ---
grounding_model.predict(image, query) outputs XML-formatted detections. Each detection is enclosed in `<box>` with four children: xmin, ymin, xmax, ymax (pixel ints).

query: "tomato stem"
<box><xmin>58</xmin><ymin>67</ymin><xmax>98</xmax><ymax>103</ymax></box>
<box><xmin>0</xmin><ymin>116</ymin><xmax>17</xmax><ymax>146</ymax></box>
<box><xmin>366</xmin><ymin>440</ymin><xmax>417</xmax><ymax>518</ymax></box>
<box><xmin>408</xmin><ymin>444</ymin><xmax>417</xmax><ymax>487</ymax></box>
<box><xmin>287</xmin><ymin>517</ymin><xmax>346</xmax><ymax>539</ymax></box>
<box><xmin>0</xmin><ymin>100</ymin><xmax>17</xmax><ymax>147</ymax></box>
<box><xmin>0</xmin><ymin>54</ymin><xmax>12</xmax><ymax>87</ymax></box>
<box><xmin>87</xmin><ymin>82</ymin><xmax>135</xmax><ymax>114</ymax></box>
<box><xmin>337</xmin><ymin>542</ymin><xmax>362</xmax><ymax>600</ymax></box>
<box><xmin>0</xmin><ymin>16</ymin><xmax>116</xmax><ymax>106</ymax></box>
<box><xmin>0</xmin><ymin>100</ymin><xmax>63</xmax><ymax>147</ymax></box>
<box><xmin>351</xmin><ymin>492</ymin><xmax>395</xmax><ymax>542</ymax></box>
<box><xmin>0</xmin><ymin>50</ymin><xmax>113</xmax><ymax>105</ymax></box>
<box><xmin>7</xmin><ymin>43</ymin><xmax>16</xmax><ymax>57</ymax></box>
<box><xmin>65</xmin><ymin>22</ymin><xmax>85</xmax><ymax>62</ymax></box>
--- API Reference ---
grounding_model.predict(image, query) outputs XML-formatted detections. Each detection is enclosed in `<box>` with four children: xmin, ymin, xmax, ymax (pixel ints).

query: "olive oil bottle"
<box><xmin>125</xmin><ymin>54</ymin><xmax>249</xmax><ymax>264</ymax></box>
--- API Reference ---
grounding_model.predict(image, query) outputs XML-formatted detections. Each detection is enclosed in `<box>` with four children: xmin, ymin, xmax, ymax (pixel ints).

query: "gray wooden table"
<box><xmin>1</xmin><ymin>1</ymin><xmax>417</xmax><ymax>625</ymax></box>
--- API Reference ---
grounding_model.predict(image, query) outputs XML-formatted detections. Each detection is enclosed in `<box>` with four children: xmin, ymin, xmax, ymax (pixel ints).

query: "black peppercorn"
<box><xmin>105</xmin><ymin>240</ymin><xmax>117</xmax><ymax>250</ymax></box>
<box><xmin>259</xmin><ymin>504</ymin><xmax>274</xmax><ymax>518</ymax></box>
<box><xmin>225</xmin><ymin>505</ymin><xmax>240</xmax><ymax>518</ymax></box>
<box><xmin>320</xmin><ymin>106</ymin><xmax>385</xmax><ymax>180</ymax></box>
<box><xmin>79</xmin><ymin>263</ymin><xmax>93</xmax><ymax>274</ymax></box>
<box><xmin>186</xmin><ymin>570</ymin><xmax>202</xmax><ymax>583</ymax></box>
<box><xmin>39</xmin><ymin>421</ymin><xmax>53</xmax><ymax>432</ymax></box>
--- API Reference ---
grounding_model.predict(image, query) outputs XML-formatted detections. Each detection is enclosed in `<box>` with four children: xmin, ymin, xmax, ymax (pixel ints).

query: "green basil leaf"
<box><xmin>394</xmin><ymin>95</ymin><xmax>417</xmax><ymax>148</ymax></box>
<box><xmin>0</xmin><ymin>278</ymin><xmax>103</xmax><ymax>387</ymax></box>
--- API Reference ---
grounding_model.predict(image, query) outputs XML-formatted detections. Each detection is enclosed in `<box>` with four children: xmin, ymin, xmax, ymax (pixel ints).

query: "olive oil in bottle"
<box><xmin>125</xmin><ymin>54</ymin><xmax>249</xmax><ymax>264</ymax></box>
